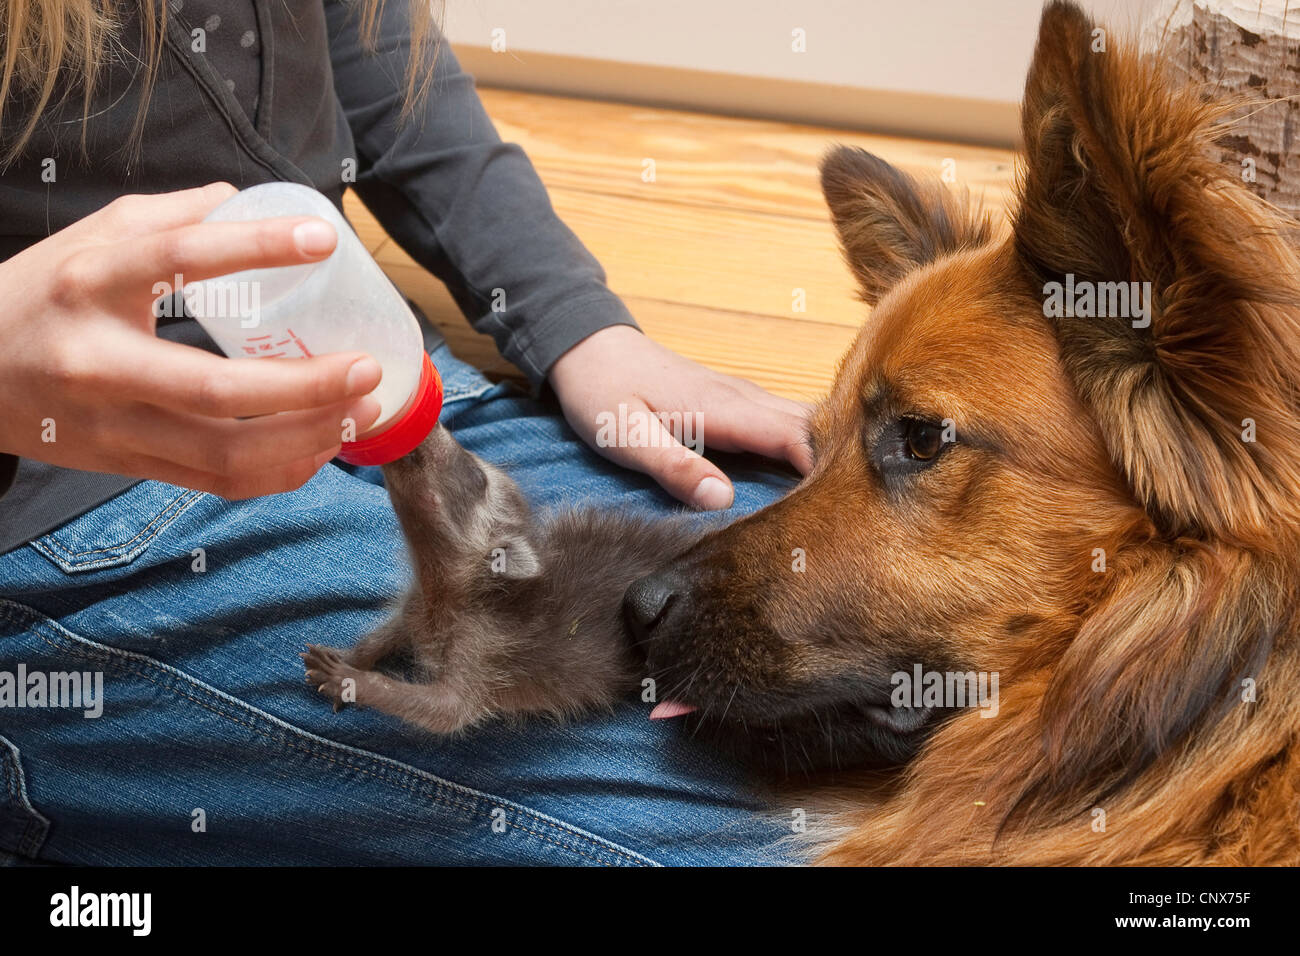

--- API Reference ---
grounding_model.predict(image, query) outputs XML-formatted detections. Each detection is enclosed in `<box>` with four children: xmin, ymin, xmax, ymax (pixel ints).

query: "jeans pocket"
<box><xmin>0</xmin><ymin>733</ymin><xmax>51</xmax><ymax>861</ymax></box>
<box><xmin>29</xmin><ymin>482</ymin><xmax>205</xmax><ymax>574</ymax></box>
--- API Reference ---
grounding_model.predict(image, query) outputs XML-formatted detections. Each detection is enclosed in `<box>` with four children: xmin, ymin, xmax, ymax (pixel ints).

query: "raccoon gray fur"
<box><xmin>303</xmin><ymin>425</ymin><xmax>698</xmax><ymax>734</ymax></box>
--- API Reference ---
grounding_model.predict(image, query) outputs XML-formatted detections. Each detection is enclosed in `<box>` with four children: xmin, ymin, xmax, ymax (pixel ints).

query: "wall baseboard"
<box><xmin>454</xmin><ymin>46</ymin><xmax>1020</xmax><ymax>149</ymax></box>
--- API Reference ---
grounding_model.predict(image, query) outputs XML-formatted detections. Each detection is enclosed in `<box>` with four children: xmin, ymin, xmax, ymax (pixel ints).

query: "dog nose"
<box><xmin>623</xmin><ymin>572</ymin><xmax>680</xmax><ymax>647</ymax></box>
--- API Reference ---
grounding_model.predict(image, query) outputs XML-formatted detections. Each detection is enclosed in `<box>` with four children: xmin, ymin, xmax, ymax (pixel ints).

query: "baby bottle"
<box><xmin>184</xmin><ymin>182</ymin><xmax>442</xmax><ymax>466</ymax></box>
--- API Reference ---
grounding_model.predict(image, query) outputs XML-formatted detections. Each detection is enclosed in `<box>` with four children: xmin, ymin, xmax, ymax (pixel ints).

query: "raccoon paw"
<box><xmin>301</xmin><ymin>644</ymin><xmax>359</xmax><ymax>713</ymax></box>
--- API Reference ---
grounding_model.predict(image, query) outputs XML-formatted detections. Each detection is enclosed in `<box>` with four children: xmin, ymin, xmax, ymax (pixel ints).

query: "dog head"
<box><xmin>627</xmin><ymin>1</ymin><xmax>1300</xmax><ymax>784</ymax></box>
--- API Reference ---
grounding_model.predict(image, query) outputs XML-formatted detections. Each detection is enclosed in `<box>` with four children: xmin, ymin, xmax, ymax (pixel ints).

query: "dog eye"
<box><xmin>904</xmin><ymin>420</ymin><xmax>945</xmax><ymax>461</ymax></box>
<box><xmin>872</xmin><ymin>416</ymin><xmax>954</xmax><ymax>480</ymax></box>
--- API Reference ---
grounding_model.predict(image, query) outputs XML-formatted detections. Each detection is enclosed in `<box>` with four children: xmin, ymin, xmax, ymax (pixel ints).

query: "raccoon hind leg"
<box><xmin>303</xmin><ymin>644</ymin><xmax>483</xmax><ymax>733</ymax></box>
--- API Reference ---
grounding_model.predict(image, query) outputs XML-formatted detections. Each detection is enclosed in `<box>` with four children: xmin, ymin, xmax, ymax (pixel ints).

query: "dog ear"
<box><xmin>820</xmin><ymin>146</ymin><xmax>992</xmax><ymax>305</ymax></box>
<box><xmin>1017</xmin><ymin>540</ymin><xmax>1280</xmax><ymax>820</ymax></box>
<box><xmin>1014</xmin><ymin>0</ymin><xmax>1300</xmax><ymax>541</ymax></box>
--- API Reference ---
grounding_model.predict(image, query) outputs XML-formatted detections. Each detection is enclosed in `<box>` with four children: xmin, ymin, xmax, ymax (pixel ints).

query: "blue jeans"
<box><xmin>0</xmin><ymin>344</ymin><xmax>797</xmax><ymax>866</ymax></box>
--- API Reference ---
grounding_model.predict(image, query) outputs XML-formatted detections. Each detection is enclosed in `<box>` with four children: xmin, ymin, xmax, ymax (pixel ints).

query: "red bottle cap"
<box><xmin>337</xmin><ymin>352</ymin><xmax>442</xmax><ymax>466</ymax></box>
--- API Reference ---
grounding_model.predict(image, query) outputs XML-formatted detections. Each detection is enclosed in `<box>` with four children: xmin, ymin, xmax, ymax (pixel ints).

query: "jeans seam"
<box><xmin>0</xmin><ymin>734</ymin><xmax>51</xmax><ymax>858</ymax></box>
<box><xmin>31</xmin><ymin>490</ymin><xmax>203</xmax><ymax>565</ymax></box>
<box><xmin>0</xmin><ymin>600</ymin><xmax>658</xmax><ymax>867</ymax></box>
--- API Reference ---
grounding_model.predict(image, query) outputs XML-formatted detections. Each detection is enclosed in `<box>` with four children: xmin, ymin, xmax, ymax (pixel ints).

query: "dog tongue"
<box><xmin>649</xmin><ymin>700</ymin><xmax>698</xmax><ymax>720</ymax></box>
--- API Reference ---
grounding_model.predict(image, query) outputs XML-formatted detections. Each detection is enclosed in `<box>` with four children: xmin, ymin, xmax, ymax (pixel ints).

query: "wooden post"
<box><xmin>1146</xmin><ymin>0</ymin><xmax>1300</xmax><ymax>218</ymax></box>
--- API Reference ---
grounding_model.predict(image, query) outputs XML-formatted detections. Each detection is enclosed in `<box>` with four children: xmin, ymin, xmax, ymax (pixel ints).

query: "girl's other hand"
<box><xmin>549</xmin><ymin>325</ymin><xmax>813</xmax><ymax>510</ymax></box>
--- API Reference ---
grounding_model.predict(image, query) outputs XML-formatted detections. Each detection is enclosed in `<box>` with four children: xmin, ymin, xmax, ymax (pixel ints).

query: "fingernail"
<box><xmin>345</xmin><ymin>357</ymin><xmax>382</xmax><ymax>395</ymax></box>
<box><xmin>293</xmin><ymin>219</ymin><xmax>336</xmax><ymax>256</ymax></box>
<box><xmin>692</xmin><ymin>475</ymin><xmax>733</xmax><ymax>511</ymax></box>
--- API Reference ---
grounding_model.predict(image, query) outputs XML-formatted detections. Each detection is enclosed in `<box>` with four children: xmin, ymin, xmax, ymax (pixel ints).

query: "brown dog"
<box><xmin>624</xmin><ymin>0</ymin><xmax>1300</xmax><ymax>864</ymax></box>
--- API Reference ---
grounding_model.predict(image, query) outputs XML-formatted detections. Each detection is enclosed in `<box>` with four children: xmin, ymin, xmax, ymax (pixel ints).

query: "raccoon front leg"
<box><xmin>345</xmin><ymin>616</ymin><xmax>410</xmax><ymax>671</ymax></box>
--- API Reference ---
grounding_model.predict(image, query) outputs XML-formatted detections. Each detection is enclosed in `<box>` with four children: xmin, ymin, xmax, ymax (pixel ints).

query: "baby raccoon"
<box><xmin>303</xmin><ymin>425</ymin><xmax>698</xmax><ymax>734</ymax></box>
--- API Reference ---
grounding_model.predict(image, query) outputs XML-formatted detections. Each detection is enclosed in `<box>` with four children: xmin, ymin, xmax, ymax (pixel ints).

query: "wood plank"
<box><xmin>373</xmin><ymin>186</ymin><xmax>867</xmax><ymax>328</ymax></box>
<box><xmin>477</xmin><ymin>88</ymin><xmax>1019</xmax><ymax>223</ymax></box>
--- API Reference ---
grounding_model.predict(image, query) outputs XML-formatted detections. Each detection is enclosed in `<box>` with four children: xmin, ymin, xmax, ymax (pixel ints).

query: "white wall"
<box><xmin>444</xmin><ymin>0</ymin><xmax>1155</xmax><ymax>144</ymax></box>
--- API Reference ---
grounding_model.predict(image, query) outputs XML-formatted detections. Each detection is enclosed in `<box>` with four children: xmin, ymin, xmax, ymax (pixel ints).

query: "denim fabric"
<box><xmin>0</xmin><ymin>344</ymin><xmax>798</xmax><ymax>866</ymax></box>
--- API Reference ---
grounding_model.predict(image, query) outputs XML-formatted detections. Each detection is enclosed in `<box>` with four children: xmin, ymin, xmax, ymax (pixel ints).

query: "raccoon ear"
<box><xmin>1014</xmin><ymin>0</ymin><xmax>1300</xmax><ymax>541</ymax></box>
<box><xmin>491</xmin><ymin>536</ymin><xmax>541</xmax><ymax>580</ymax></box>
<box><xmin>819</xmin><ymin>146</ymin><xmax>992</xmax><ymax>305</ymax></box>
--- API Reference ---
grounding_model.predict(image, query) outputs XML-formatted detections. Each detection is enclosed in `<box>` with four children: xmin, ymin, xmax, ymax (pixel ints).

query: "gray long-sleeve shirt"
<box><xmin>0</xmin><ymin>0</ymin><xmax>637</xmax><ymax>554</ymax></box>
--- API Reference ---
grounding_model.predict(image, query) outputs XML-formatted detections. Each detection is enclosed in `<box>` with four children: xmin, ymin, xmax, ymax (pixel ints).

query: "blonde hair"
<box><xmin>0</xmin><ymin>0</ymin><xmax>436</xmax><ymax>166</ymax></box>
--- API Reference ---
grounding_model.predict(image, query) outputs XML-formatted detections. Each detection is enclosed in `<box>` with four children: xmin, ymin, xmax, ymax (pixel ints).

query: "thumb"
<box><xmin>589</xmin><ymin>400</ymin><xmax>735</xmax><ymax>510</ymax></box>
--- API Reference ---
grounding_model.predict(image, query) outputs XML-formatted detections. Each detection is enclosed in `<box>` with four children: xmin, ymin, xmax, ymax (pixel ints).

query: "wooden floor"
<box><xmin>344</xmin><ymin>88</ymin><xmax>1019</xmax><ymax>402</ymax></box>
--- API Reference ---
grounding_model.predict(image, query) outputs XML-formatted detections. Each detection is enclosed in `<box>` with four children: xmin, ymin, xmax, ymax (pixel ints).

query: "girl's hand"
<box><xmin>548</xmin><ymin>325</ymin><xmax>813</xmax><ymax>510</ymax></box>
<box><xmin>0</xmin><ymin>183</ymin><xmax>384</xmax><ymax>499</ymax></box>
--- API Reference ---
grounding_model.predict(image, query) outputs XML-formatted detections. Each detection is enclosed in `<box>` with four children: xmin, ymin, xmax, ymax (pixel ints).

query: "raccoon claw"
<box><xmin>302</xmin><ymin>644</ymin><xmax>353</xmax><ymax>712</ymax></box>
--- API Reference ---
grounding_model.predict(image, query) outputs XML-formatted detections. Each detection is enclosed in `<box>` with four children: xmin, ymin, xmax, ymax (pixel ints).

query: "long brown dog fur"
<box><xmin>629</xmin><ymin>1</ymin><xmax>1300</xmax><ymax>865</ymax></box>
<box><xmin>824</xmin><ymin>1</ymin><xmax>1300</xmax><ymax>867</ymax></box>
